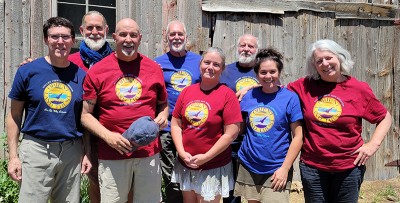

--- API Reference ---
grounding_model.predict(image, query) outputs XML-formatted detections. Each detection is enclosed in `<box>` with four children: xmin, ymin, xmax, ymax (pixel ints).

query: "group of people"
<box><xmin>6</xmin><ymin>10</ymin><xmax>392</xmax><ymax>203</ymax></box>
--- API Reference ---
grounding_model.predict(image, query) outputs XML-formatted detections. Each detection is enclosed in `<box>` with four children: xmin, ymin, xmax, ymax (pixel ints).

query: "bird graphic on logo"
<box><xmin>313</xmin><ymin>96</ymin><xmax>343</xmax><ymax>123</ymax></box>
<box><xmin>115</xmin><ymin>76</ymin><xmax>142</xmax><ymax>104</ymax></box>
<box><xmin>254</xmin><ymin>116</ymin><xmax>271</xmax><ymax>128</ymax></box>
<box><xmin>249</xmin><ymin>107</ymin><xmax>274</xmax><ymax>133</ymax></box>
<box><xmin>171</xmin><ymin>71</ymin><xmax>192</xmax><ymax>91</ymax></box>
<box><xmin>43</xmin><ymin>82</ymin><xmax>72</xmax><ymax>109</ymax></box>
<box><xmin>185</xmin><ymin>102</ymin><xmax>209</xmax><ymax>126</ymax></box>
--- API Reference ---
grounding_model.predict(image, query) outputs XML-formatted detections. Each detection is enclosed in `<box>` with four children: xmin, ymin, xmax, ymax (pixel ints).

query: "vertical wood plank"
<box><xmin>0</xmin><ymin>0</ymin><xmax>5</xmax><ymax>159</ymax></box>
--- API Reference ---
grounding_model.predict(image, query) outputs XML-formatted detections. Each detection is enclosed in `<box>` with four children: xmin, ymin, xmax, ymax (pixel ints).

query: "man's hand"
<box><xmin>236</xmin><ymin>85</ymin><xmax>259</xmax><ymax>101</ymax></box>
<box><xmin>8</xmin><ymin>157</ymin><xmax>22</xmax><ymax>182</ymax></box>
<box><xmin>19</xmin><ymin>58</ymin><xmax>34</xmax><ymax>67</ymax></box>
<box><xmin>80</xmin><ymin>154</ymin><xmax>92</xmax><ymax>174</ymax></box>
<box><xmin>154</xmin><ymin>115</ymin><xmax>168</xmax><ymax>130</ymax></box>
<box><xmin>104</xmin><ymin>132</ymin><xmax>133</xmax><ymax>155</ymax></box>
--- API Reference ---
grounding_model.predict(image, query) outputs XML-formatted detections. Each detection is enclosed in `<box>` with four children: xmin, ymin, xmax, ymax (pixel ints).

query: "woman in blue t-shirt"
<box><xmin>234</xmin><ymin>48</ymin><xmax>303</xmax><ymax>203</ymax></box>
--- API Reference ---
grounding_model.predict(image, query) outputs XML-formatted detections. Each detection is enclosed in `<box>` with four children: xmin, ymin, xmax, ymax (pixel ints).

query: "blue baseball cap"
<box><xmin>122</xmin><ymin>116</ymin><xmax>160</xmax><ymax>152</ymax></box>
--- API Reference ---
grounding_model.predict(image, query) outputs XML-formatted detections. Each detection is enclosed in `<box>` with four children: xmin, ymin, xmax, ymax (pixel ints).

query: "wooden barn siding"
<box><xmin>0</xmin><ymin>0</ymin><xmax>398</xmax><ymax>180</ymax></box>
<box><xmin>1</xmin><ymin>0</ymin><xmax>51</xmax><ymax>159</ymax></box>
<box><xmin>0</xmin><ymin>0</ymin><xmax>5</xmax><ymax>159</ymax></box>
<box><xmin>116</xmin><ymin>0</ymin><xmax>204</xmax><ymax>59</ymax></box>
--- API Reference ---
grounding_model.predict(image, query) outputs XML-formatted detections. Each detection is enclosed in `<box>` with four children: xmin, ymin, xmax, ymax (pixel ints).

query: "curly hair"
<box><xmin>253</xmin><ymin>47</ymin><xmax>284</xmax><ymax>74</ymax></box>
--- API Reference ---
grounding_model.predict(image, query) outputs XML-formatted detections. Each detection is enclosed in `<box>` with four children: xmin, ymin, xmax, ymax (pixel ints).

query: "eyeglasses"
<box><xmin>48</xmin><ymin>34</ymin><xmax>73</xmax><ymax>41</ymax></box>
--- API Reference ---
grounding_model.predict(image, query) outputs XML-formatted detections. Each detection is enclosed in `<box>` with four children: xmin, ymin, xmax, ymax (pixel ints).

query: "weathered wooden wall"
<box><xmin>0</xmin><ymin>0</ymin><xmax>399</xmax><ymax>180</ymax></box>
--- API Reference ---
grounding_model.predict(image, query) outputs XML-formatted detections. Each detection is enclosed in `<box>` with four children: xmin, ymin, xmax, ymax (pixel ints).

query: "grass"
<box><xmin>370</xmin><ymin>185</ymin><xmax>399</xmax><ymax>203</ymax></box>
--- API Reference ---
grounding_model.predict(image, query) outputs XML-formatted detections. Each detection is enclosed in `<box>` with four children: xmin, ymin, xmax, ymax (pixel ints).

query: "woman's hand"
<box><xmin>190</xmin><ymin>154</ymin><xmax>209</xmax><ymax>167</ymax></box>
<box><xmin>352</xmin><ymin>142</ymin><xmax>380</xmax><ymax>166</ymax></box>
<box><xmin>179</xmin><ymin>151</ymin><xmax>198</xmax><ymax>169</ymax></box>
<box><xmin>271</xmin><ymin>167</ymin><xmax>289</xmax><ymax>191</ymax></box>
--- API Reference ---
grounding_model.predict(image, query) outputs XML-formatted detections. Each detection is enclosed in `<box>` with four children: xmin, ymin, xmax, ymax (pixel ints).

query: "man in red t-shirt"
<box><xmin>81</xmin><ymin>18</ymin><xmax>168</xmax><ymax>203</ymax></box>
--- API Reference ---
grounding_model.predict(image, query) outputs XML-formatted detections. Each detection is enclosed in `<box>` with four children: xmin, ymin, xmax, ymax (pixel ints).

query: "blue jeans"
<box><xmin>300</xmin><ymin>161</ymin><xmax>366</xmax><ymax>203</ymax></box>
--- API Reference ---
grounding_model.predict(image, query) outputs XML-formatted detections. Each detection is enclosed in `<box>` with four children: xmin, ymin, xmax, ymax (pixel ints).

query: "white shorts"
<box><xmin>171</xmin><ymin>160</ymin><xmax>234</xmax><ymax>201</ymax></box>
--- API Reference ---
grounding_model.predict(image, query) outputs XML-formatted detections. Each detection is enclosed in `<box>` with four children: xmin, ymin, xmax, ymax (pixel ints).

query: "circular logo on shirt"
<box><xmin>171</xmin><ymin>70</ymin><xmax>192</xmax><ymax>92</ymax></box>
<box><xmin>184</xmin><ymin>102</ymin><xmax>209</xmax><ymax>127</ymax></box>
<box><xmin>249</xmin><ymin>107</ymin><xmax>275</xmax><ymax>133</ymax></box>
<box><xmin>313</xmin><ymin>96</ymin><xmax>342</xmax><ymax>123</ymax></box>
<box><xmin>236</xmin><ymin>77</ymin><xmax>258</xmax><ymax>92</ymax></box>
<box><xmin>43</xmin><ymin>82</ymin><xmax>72</xmax><ymax>109</ymax></box>
<box><xmin>115</xmin><ymin>76</ymin><xmax>142</xmax><ymax>104</ymax></box>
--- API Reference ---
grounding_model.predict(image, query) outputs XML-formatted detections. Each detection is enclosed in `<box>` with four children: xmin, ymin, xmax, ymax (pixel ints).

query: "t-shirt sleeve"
<box><xmin>82</xmin><ymin>71</ymin><xmax>98</xmax><ymax>100</ymax></box>
<box><xmin>172</xmin><ymin>87</ymin><xmax>186</xmax><ymax>119</ymax></box>
<box><xmin>8</xmin><ymin>69</ymin><xmax>27</xmax><ymax>101</ymax></box>
<box><xmin>286</xmin><ymin>78</ymin><xmax>302</xmax><ymax>94</ymax></box>
<box><xmin>361</xmin><ymin>84</ymin><xmax>387</xmax><ymax>124</ymax></box>
<box><xmin>223</xmin><ymin>88</ymin><xmax>243</xmax><ymax>125</ymax></box>
<box><xmin>156</xmin><ymin>66</ymin><xmax>168</xmax><ymax>102</ymax></box>
<box><xmin>287</xmin><ymin>91</ymin><xmax>303</xmax><ymax>123</ymax></box>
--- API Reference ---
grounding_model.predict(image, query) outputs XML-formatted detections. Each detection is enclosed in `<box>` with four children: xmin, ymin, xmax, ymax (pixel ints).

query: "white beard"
<box><xmin>122</xmin><ymin>42</ymin><xmax>135</xmax><ymax>56</ymax></box>
<box><xmin>84</xmin><ymin>34</ymin><xmax>106</xmax><ymax>51</ymax></box>
<box><xmin>237</xmin><ymin>52</ymin><xmax>256</xmax><ymax>65</ymax></box>
<box><xmin>169</xmin><ymin>39</ymin><xmax>186</xmax><ymax>52</ymax></box>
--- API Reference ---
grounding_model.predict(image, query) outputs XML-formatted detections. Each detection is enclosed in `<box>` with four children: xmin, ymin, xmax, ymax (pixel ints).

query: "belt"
<box><xmin>23</xmin><ymin>134</ymin><xmax>81</xmax><ymax>148</ymax></box>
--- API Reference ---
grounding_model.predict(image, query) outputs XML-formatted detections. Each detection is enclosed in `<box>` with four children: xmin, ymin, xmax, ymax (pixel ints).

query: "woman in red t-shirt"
<box><xmin>170</xmin><ymin>47</ymin><xmax>243</xmax><ymax>202</ymax></box>
<box><xmin>287</xmin><ymin>39</ymin><xmax>392</xmax><ymax>203</ymax></box>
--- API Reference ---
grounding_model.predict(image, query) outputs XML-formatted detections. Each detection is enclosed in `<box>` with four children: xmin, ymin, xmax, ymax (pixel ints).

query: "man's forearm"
<box><xmin>81</xmin><ymin>112</ymin><xmax>112</xmax><ymax>141</ymax></box>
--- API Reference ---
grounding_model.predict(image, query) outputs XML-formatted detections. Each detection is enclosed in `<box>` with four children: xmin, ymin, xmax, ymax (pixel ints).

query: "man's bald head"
<box><xmin>113</xmin><ymin>18</ymin><xmax>142</xmax><ymax>61</ymax></box>
<box><xmin>115</xmin><ymin>18</ymin><xmax>140</xmax><ymax>34</ymax></box>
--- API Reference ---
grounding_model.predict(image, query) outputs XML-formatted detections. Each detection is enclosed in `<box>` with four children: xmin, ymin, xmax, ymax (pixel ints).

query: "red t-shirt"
<box><xmin>68</xmin><ymin>52</ymin><xmax>89</xmax><ymax>72</ymax></box>
<box><xmin>83</xmin><ymin>53</ymin><xmax>167</xmax><ymax>160</ymax></box>
<box><xmin>287</xmin><ymin>76</ymin><xmax>387</xmax><ymax>171</ymax></box>
<box><xmin>172</xmin><ymin>83</ymin><xmax>242</xmax><ymax>170</ymax></box>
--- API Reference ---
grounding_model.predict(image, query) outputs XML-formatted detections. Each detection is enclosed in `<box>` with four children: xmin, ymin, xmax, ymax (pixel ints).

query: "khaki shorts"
<box><xmin>19</xmin><ymin>135</ymin><xmax>82</xmax><ymax>203</ymax></box>
<box><xmin>234</xmin><ymin>164</ymin><xmax>292</xmax><ymax>203</ymax></box>
<box><xmin>98</xmin><ymin>153</ymin><xmax>161</xmax><ymax>203</ymax></box>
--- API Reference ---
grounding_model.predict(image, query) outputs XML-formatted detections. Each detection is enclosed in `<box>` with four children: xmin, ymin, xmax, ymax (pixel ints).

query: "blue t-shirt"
<box><xmin>239</xmin><ymin>87</ymin><xmax>303</xmax><ymax>174</ymax></box>
<box><xmin>220</xmin><ymin>62</ymin><xmax>258</xmax><ymax>92</ymax></box>
<box><xmin>154</xmin><ymin>51</ymin><xmax>201</xmax><ymax>131</ymax></box>
<box><xmin>8</xmin><ymin>57</ymin><xmax>86</xmax><ymax>141</ymax></box>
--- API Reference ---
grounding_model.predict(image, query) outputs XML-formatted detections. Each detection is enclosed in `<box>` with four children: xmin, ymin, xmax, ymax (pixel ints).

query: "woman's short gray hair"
<box><xmin>306</xmin><ymin>39</ymin><xmax>354</xmax><ymax>80</ymax></box>
<box><xmin>201</xmin><ymin>47</ymin><xmax>226</xmax><ymax>70</ymax></box>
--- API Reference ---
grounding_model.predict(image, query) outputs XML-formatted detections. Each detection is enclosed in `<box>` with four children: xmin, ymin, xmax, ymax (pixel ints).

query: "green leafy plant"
<box><xmin>80</xmin><ymin>174</ymin><xmax>89</xmax><ymax>203</ymax></box>
<box><xmin>0</xmin><ymin>159</ymin><xmax>19</xmax><ymax>203</ymax></box>
<box><xmin>0</xmin><ymin>132</ymin><xmax>90</xmax><ymax>203</ymax></box>
<box><xmin>0</xmin><ymin>133</ymin><xmax>19</xmax><ymax>203</ymax></box>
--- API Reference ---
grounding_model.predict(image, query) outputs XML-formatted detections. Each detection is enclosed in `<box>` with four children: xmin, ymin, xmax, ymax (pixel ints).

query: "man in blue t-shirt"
<box><xmin>220</xmin><ymin>33</ymin><xmax>259</xmax><ymax>203</ymax></box>
<box><xmin>6</xmin><ymin>17</ymin><xmax>91</xmax><ymax>203</ymax></box>
<box><xmin>154</xmin><ymin>20</ymin><xmax>201</xmax><ymax>203</ymax></box>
